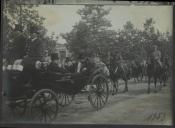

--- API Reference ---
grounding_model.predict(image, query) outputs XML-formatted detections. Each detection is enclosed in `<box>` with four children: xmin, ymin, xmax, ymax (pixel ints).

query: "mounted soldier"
<box><xmin>152</xmin><ymin>45</ymin><xmax>162</xmax><ymax>68</ymax></box>
<box><xmin>115</xmin><ymin>52</ymin><xmax>127</xmax><ymax>74</ymax></box>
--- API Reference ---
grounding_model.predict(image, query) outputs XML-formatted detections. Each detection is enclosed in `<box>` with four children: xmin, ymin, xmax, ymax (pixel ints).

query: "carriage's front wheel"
<box><xmin>88</xmin><ymin>75</ymin><xmax>109</xmax><ymax>110</ymax></box>
<box><xmin>30</xmin><ymin>89</ymin><xmax>59</xmax><ymax>123</ymax></box>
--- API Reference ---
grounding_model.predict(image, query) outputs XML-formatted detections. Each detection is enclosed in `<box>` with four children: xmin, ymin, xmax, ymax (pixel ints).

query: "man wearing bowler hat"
<box><xmin>47</xmin><ymin>53</ymin><xmax>67</xmax><ymax>74</ymax></box>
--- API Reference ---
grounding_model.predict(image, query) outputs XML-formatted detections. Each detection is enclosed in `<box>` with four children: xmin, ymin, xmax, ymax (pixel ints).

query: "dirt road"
<box><xmin>1</xmin><ymin>80</ymin><xmax>172</xmax><ymax>125</ymax></box>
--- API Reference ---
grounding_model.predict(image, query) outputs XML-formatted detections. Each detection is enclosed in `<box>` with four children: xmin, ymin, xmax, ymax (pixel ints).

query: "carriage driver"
<box><xmin>152</xmin><ymin>45</ymin><xmax>162</xmax><ymax>68</ymax></box>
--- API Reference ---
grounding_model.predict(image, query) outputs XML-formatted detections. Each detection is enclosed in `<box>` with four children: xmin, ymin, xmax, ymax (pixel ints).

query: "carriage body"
<box><xmin>3</xmin><ymin>68</ymin><xmax>89</xmax><ymax>97</ymax></box>
<box><xmin>3</xmin><ymin>64</ymin><xmax>109</xmax><ymax>122</ymax></box>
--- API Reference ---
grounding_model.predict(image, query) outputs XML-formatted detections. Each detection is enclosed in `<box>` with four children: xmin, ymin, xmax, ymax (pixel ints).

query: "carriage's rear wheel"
<box><xmin>9</xmin><ymin>98</ymin><xmax>27</xmax><ymax>118</ymax></box>
<box><xmin>57</xmin><ymin>92</ymin><xmax>75</xmax><ymax>107</ymax></box>
<box><xmin>88</xmin><ymin>75</ymin><xmax>109</xmax><ymax>110</ymax></box>
<box><xmin>30</xmin><ymin>89</ymin><xmax>59</xmax><ymax>123</ymax></box>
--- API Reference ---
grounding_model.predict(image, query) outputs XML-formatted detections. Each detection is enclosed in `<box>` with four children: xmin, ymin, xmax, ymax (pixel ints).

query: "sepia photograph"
<box><xmin>1</xmin><ymin>0</ymin><xmax>173</xmax><ymax>126</ymax></box>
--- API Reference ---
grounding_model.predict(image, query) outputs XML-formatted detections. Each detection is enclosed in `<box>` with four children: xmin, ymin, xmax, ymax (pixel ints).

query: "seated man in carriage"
<box><xmin>44</xmin><ymin>53</ymin><xmax>69</xmax><ymax>80</ymax></box>
<box><xmin>92</xmin><ymin>55</ymin><xmax>110</xmax><ymax>77</ymax></box>
<box><xmin>63</xmin><ymin>57</ymin><xmax>73</xmax><ymax>71</ymax></box>
<box><xmin>42</xmin><ymin>50</ymin><xmax>51</xmax><ymax>70</ymax></box>
<box><xmin>47</xmin><ymin>53</ymin><xmax>67</xmax><ymax>74</ymax></box>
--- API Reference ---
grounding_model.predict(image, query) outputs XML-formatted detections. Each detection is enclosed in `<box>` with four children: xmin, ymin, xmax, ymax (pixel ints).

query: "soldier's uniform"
<box><xmin>118</xmin><ymin>55</ymin><xmax>126</xmax><ymax>71</ymax></box>
<box><xmin>153</xmin><ymin>48</ymin><xmax>162</xmax><ymax>67</ymax></box>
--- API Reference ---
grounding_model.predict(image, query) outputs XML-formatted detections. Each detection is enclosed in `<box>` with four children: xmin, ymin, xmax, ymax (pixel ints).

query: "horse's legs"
<box><xmin>112</xmin><ymin>79</ymin><xmax>118</xmax><ymax>95</ymax></box>
<box><xmin>154</xmin><ymin>77</ymin><xmax>157</xmax><ymax>93</ymax></box>
<box><xmin>134</xmin><ymin>77</ymin><xmax>136</xmax><ymax>82</ymax></box>
<box><xmin>147</xmin><ymin>76</ymin><xmax>151</xmax><ymax>94</ymax></box>
<box><xmin>136</xmin><ymin>76</ymin><xmax>139</xmax><ymax>82</ymax></box>
<box><xmin>159</xmin><ymin>77</ymin><xmax>163</xmax><ymax>91</ymax></box>
<box><xmin>163</xmin><ymin>76</ymin><xmax>166</xmax><ymax>86</ymax></box>
<box><xmin>116</xmin><ymin>80</ymin><xmax>119</xmax><ymax>92</ymax></box>
<box><xmin>123</xmin><ymin>79</ymin><xmax>128</xmax><ymax>92</ymax></box>
<box><xmin>126</xmin><ymin>80</ymin><xmax>128</xmax><ymax>92</ymax></box>
<box><xmin>139</xmin><ymin>74</ymin><xmax>142</xmax><ymax>82</ymax></box>
<box><xmin>163</xmin><ymin>73</ymin><xmax>167</xmax><ymax>86</ymax></box>
<box><xmin>141</xmin><ymin>72</ymin><xmax>144</xmax><ymax>82</ymax></box>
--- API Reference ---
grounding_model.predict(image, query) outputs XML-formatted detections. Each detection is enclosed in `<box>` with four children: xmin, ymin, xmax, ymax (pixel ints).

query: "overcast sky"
<box><xmin>35</xmin><ymin>5</ymin><xmax>172</xmax><ymax>43</ymax></box>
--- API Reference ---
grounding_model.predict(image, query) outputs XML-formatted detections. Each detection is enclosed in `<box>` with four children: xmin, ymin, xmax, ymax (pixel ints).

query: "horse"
<box><xmin>161</xmin><ymin>58</ymin><xmax>170</xmax><ymax>86</ymax></box>
<box><xmin>146</xmin><ymin>57</ymin><xmax>164</xmax><ymax>93</ymax></box>
<box><xmin>130</xmin><ymin>61</ymin><xmax>143</xmax><ymax>82</ymax></box>
<box><xmin>140</xmin><ymin>60</ymin><xmax>148</xmax><ymax>82</ymax></box>
<box><xmin>130</xmin><ymin>60</ymin><xmax>149</xmax><ymax>83</ymax></box>
<box><xmin>109</xmin><ymin>59</ymin><xmax>130</xmax><ymax>95</ymax></box>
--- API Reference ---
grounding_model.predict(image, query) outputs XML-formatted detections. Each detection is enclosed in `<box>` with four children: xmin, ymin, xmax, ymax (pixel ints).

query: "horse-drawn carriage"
<box><xmin>3</xmin><ymin>61</ymin><xmax>109</xmax><ymax>122</ymax></box>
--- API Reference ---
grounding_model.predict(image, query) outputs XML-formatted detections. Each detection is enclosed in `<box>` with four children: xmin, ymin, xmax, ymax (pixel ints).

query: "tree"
<box><xmin>142</xmin><ymin>18</ymin><xmax>157</xmax><ymax>57</ymax></box>
<box><xmin>3</xmin><ymin>0</ymin><xmax>56</xmax><ymax>62</ymax></box>
<box><xmin>62</xmin><ymin>5</ymin><xmax>115</xmax><ymax>62</ymax></box>
<box><xmin>114</xmin><ymin>21</ymin><xmax>144</xmax><ymax>62</ymax></box>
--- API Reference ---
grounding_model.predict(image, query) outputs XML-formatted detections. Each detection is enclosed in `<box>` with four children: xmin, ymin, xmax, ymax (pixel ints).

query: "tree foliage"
<box><xmin>62</xmin><ymin>5</ymin><xmax>172</xmax><ymax>64</ymax></box>
<box><xmin>62</xmin><ymin>5</ymin><xmax>115</xmax><ymax>62</ymax></box>
<box><xmin>3</xmin><ymin>0</ymin><xmax>56</xmax><ymax>62</ymax></box>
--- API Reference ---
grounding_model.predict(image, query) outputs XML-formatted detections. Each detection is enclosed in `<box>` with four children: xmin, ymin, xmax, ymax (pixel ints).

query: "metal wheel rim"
<box><xmin>89</xmin><ymin>76</ymin><xmax>109</xmax><ymax>110</ymax></box>
<box><xmin>30</xmin><ymin>89</ymin><xmax>59</xmax><ymax>123</ymax></box>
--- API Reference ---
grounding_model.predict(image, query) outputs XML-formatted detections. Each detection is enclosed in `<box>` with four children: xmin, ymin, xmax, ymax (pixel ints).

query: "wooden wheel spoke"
<box><xmin>66</xmin><ymin>95</ymin><xmax>70</xmax><ymax>104</ymax></box>
<box><xmin>58</xmin><ymin>92</ymin><xmax>73</xmax><ymax>106</ymax></box>
<box><xmin>44</xmin><ymin>111</ymin><xmax>47</xmax><ymax>122</ymax></box>
<box><xmin>89</xmin><ymin>75</ymin><xmax>109</xmax><ymax>110</ymax></box>
<box><xmin>64</xmin><ymin>95</ymin><xmax>67</xmax><ymax>105</ymax></box>
<box><xmin>101</xmin><ymin>93</ymin><xmax>107</xmax><ymax>101</ymax></box>
<box><xmin>96</xmin><ymin>96</ymin><xmax>99</xmax><ymax>108</ymax></box>
<box><xmin>66</xmin><ymin>95</ymin><xmax>70</xmax><ymax>105</ymax></box>
<box><xmin>35</xmin><ymin>110</ymin><xmax>43</xmax><ymax>119</ymax></box>
<box><xmin>99</xmin><ymin>95</ymin><xmax>106</xmax><ymax>105</ymax></box>
<box><xmin>32</xmin><ymin>106</ymin><xmax>43</xmax><ymax>120</ymax></box>
<box><xmin>59</xmin><ymin>93</ymin><xmax>64</xmax><ymax>105</ymax></box>
<box><xmin>92</xmin><ymin>96</ymin><xmax>97</xmax><ymax>106</ymax></box>
<box><xmin>31</xmin><ymin>89</ymin><xmax>59</xmax><ymax>122</ymax></box>
<box><xmin>45</xmin><ymin>109</ymin><xmax>52</xmax><ymax>121</ymax></box>
<box><xmin>101</xmin><ymin>90</ymin><xmax>107</xmax><ymax>97</ymax></box>
<box><xmin>47</xmin><ymin>105</ymin><xmax>56</xmax><ymax>114</ymax></box>
<box><xmin>98</xmin><ymin>96</ymin><xmax>102</xmax><ymax>107</ymax></box>
<box><xmin>62</xmin><ymin>95</ymin><xmax>66</xmax><ymax>105</ymax></box>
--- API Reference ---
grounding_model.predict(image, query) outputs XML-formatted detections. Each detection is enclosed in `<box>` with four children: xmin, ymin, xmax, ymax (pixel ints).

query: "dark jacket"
<box><xmin>47</xmin><ymin>62</ymin><xmax>67</xmax><ymax>74</ymax></box>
